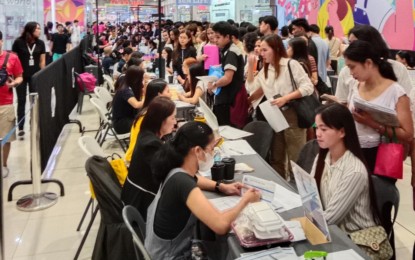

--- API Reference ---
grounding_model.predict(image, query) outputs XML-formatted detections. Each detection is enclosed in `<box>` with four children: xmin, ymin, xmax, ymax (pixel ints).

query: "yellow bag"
<box><xmin>109</xmin><ymin>153</ymin><xmax>128</xmax><ymax>186</ymax></box>
<box><xmin>89</xmin><ymin>154</ymin><xmax>128</xmax><ymax>199</ymax></box>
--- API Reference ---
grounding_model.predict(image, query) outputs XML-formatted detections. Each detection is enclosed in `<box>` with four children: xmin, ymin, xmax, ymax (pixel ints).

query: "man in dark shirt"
<box><xmin>208</xmin><ymin>21</ymin><xmax>245</xmax><ymax>126</ymax></box>
<box><xmin>50</xmin><ymin>24</ymin><xmax>71</xmax><ymax>61</ymax></box>
<box><xmin>12</xmin><ymin>22</ymin><xmax>46</xmax><ymax>138</ymax></box>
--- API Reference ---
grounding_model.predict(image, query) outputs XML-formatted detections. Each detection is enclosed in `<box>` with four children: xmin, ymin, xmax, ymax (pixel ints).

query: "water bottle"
<box><xmin>173</xmin><ymin>71</ymin><xmax>178</xmax><ymax>84</ymax></box>
<box><xmin>155</xmin><ymin>67</ymin><xmax>160</xmax><ymax>78</ymax></box>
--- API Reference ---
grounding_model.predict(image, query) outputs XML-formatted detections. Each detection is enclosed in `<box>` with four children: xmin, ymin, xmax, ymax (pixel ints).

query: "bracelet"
<box><xmin>215</xmin><ymin>181</ymin><xmax>221</xmax><ymax>193</ymax></box>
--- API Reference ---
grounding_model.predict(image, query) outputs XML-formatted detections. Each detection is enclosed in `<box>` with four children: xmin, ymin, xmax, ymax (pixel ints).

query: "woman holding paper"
<box><xmin>145</xmin><ymin>121</ymin><xmax>261</xmax><ymax>259</ymax></box>
<box><xmin>312</xmin><ymin>103</ymin><xmax>378</xmax><ymax>232</ymax></box>
<box><xmin>343</xmin><ymin>40</ymin><xmax>413</xmax><ymax>173</ymax></box>
<box><xmin>245</xmin><ymin>34</ymin><xmax>314</xmax><ymax>180</ymax></box>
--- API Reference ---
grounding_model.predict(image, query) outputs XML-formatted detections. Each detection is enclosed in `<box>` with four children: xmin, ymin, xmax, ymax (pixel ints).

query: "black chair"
<box><xmin>122</xmin><ymin>205</ymin><xmax>151</xmax><ymax>260</ymax></box>
<box><xmin>242</xmin><ymin>121</ymin><xmax>274</xmax><ymax>160</ymax></box>
<box><xmin>371</xmin><ymin>175</ymin><xmax>399</xmax><ymax>259</ymax></box>
<box><xmin>296</xmin><ymin>139</ymin><xmax>319</xmax><ymax>173</ymax></box>
<box><xmin>78</xmin><ymin>156</ymin><xmax>136</xmax><ymax>260</ymax></box>
<box><xmin>74</xmin><ymin>71</ymin><xmax>94</xmax><ymax>114</ymax></box>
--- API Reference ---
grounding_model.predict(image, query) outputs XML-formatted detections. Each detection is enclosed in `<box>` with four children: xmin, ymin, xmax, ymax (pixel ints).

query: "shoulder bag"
<box><xmin>350</xmin><ymin>226</ymin><xmax>393</xmax><ymax>260</ymax></box>
<box><xmin>374</xmin><ymin>127</ymin><xmax>404</xmax><ymax>179</ymax></box>
<box><xmin>287</xmin><ymin>59</ymin><xmax>320</xmax><ymax>128</ymax></box>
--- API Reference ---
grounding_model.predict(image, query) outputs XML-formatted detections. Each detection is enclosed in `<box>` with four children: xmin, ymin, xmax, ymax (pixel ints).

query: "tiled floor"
<box><xmin>2</xmin><ymin>97</ymin><xmax>415</xmax><ymax>259</ymax></box>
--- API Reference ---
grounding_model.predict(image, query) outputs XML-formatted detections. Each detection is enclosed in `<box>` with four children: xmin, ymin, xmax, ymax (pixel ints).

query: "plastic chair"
<box><xmin>296</xmin><ymin>139</ymin><xmax>319</xmax><ymax>174</ymax></box>
<box><xmin>242</xmin><ymin>121</ymin><xmax>274</xmax><ymax>160</ymax></box>
<box><xmin>371</xmin><ymin>175</ymin><xmax>399</xmax><ymax>257</ymax></box>
<box><xmin>74</xmin><ymin>71</ymin><xmax>94</xmax><ymax>114</ymax></box>
<box><xmin>122</xmin><ymin>205</ymin><xmax>151</xmax><ymax>260</ymax></box>
<box><xmin>94</xmin><ymin>86</ymin><xmax>113</xmax><ymax>109</ymax></box>
<box><xmin>81</xmin><ymin>156</ymin><xmax>136</xmax><ymax>260</ymax></box>
<box><xmin>90</xmin><ymin>98</ymin><xmax>130</xmax><ymax>152</ymax></box>
<box><xmin>103</xmin><ymin>74</ymin><xmax>115</xmax><ymax>92</ymax></box>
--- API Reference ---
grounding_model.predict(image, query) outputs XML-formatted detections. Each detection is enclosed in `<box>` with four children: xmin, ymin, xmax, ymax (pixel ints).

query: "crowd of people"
<box><xmin>0</xmin><ymin>14</ymin><xmax>415</xmax><ymax>259</ymax></box>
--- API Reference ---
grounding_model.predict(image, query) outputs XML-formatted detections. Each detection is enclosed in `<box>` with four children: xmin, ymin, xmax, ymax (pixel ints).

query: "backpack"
<box><xmin>0</xmin><ymin>52</ymin><xmax>10</xmax><ymax>86</ymax></box>
<box><xmin>76</xmin><ymin>72</ymin><xmax>96</xmax><ymax>92</ymax></box>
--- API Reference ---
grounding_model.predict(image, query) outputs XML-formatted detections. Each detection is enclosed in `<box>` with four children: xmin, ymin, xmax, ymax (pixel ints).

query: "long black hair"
<box><xmin>152</xmin><ymin>121</ymin><xmax>214</xmax><ymax>184</ymax></box>
<box><xmin>20</xmin><ymin>22</ymin><xmax>40</xmax><ymax>42</ymax></box>
<box><xmin>344</xmin><ymin>40</ymin><xmax>397</xmax><ymax>82</ymax></box>
<box><xmin>121</xmin><ymin>65</ymin><xmax>144</xmax><ymax>101</ymax></box>
<box><xmin>289</xmin><ymin>37</ymin><xmax>312</xmax><ymax>77</ymax></box>
<box><xmin>314</xmin><ymin>103</ymin><xmax>380</xmax><ymax>224</ymax></box>
<box><xmin>348</xmin><ymin>25</ymin><xmax>390</xmax><ymax>59</ymax></box>
<box><xmin>140</xmin><ymin>96</ymin><xmax>175</xmax><ymax>136</ymax></box>
<box><xmin>188</xmin><ymin>62</ymin><xmax>205</xmax><ymax>97</ymax></box>
<box><xmin>163</xmin><ymin>47</ymin><xmax>173</xmax><ymax>67</ymax></box>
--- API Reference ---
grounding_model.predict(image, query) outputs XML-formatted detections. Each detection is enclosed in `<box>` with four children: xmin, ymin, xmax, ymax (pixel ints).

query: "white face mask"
<box><xmin>198</xmin><ymin>150</ymin><xmax>214</xmax><ymax>172</ymax></box>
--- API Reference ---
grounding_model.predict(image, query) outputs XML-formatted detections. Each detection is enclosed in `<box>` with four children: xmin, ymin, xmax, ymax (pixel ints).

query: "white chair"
<box><xmin>78</xmin><ymin>136</ymin><xmax>106</xmax><ymax>157</ymax></box>
<box><xmin>103</xmin><ymin>74</ymin><xmax>115</xmax><ymax>92</ymax></box>
<box><xmin>90</xmin><ymin>97</ymin><xmax>130</xmax><ymax>152</ymax></box>
<box><xmin>94</xmin><ymin>86</ymin><xmax>113</xmax><ymax>108</ymax></box>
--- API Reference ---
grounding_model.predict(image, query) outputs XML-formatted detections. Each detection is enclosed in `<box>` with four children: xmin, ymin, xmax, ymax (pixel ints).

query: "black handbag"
<box><xmin>287</xmin><ymin>60</ymin><xmax>321</xmax><ymax>128</ymax></box>
<box><xmin>316</xmin><ymin>75</ymin><xmax>333</xmax><ymax>95</ymax></box>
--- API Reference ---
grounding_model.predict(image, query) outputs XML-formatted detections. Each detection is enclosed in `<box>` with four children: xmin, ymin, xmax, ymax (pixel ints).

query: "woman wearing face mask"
<box><xmin>246</xmin><ymin>34</ymin><xmax>314</xmax><ymax>180</ymax></box>
<box><xmin>121</xmin><ymin>96</ymin><xmax>177</xmax><ymax>219</ymax></box>
<box><xmin>145</xmin><ymin>121</ymin><xmax>261</xmax><ymax>259</ymax></box>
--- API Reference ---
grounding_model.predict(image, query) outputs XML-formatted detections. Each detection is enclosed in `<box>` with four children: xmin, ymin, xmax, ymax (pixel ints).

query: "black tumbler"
<box><xmin>168</xmin><ymin>75</ymin><xmax>173</xmax><ymax>84</ymax></box>
<box><xmin>222</xmin><ymin>157</ymin><xmax>236</xmax><ymax>181</ymax></box>
<box><xmin>211</xmin><ymin>162</ymin><xmax>225</xmax><ymax>181</ymax></box>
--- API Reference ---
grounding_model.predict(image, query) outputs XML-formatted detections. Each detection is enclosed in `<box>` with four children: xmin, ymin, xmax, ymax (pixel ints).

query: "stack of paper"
<box><xmin>219</xmin><ymin>125</ymin><xmax>253</xmax><ymax>140</ymax></box>
<box><xmin>238</xmin><ymin>247</ymin><xmax>298</xmax><ymax>260</ymax></box>
<box><xmin>209</xmin><ymin>196</ymin><xmax>241</xmax><ymax>212</ymax></box>
<box><xmin>299</xmin><ymin>249</ymin><xmax>364</xmax><ymax>260</ymax></box>
<box><xmin>222</xmin><ymin>140</ymin><xmax>257</xmax><ymax>156</ymax></box>
<box><xmin>353</xmin><ymin>97</ymin><xmax>399</xmax><ymax>127</ymax></box>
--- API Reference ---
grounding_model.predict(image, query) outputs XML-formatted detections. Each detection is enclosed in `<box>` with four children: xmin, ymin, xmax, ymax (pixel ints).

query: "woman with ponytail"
<box><xmin>344</xmin><ymin>40</ymin><xmax>413</xmax><ymax>173</ymax></box>
<box><xmin>145</xmin><ymin>122</ymin><xmax>261</xmax><ymax>259</ymax></box>
<box><xmin>312</xmin><ymin>103</ymin><xmax>378</xmax><ymax>232</ymax></box>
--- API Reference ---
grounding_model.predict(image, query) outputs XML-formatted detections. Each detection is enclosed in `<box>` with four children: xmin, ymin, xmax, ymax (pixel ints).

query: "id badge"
<box><xmin>29</xmin><ymin>59</ymin><xmax>34</xmax><ymax>66</ymax></box>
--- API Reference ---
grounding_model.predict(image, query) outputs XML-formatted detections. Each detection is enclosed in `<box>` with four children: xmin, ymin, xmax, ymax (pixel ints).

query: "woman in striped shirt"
<box><xmin>311</xmin><ymin>103</ymin><xmax>378</xmax><ymax>232</ymax></box>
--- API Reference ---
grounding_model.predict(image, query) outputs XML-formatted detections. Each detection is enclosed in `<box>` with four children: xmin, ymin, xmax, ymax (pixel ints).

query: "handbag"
<box><xmin>287</xmin><ymin>59</ymin><xmax>321</xmax><ymax>128</ymax></box>
<box><xmin>350</xmin><ymin>226</ymin><xmax>393</xmax><ymax>260</ymax></box>
<box><xmin>315</xmin><ymin>76</ymin><xmax>333</xmax><ymax>96</ymax></box>
<box><xmin>108</xmin><ymin>153</ymin><xmax>128</xmax><ymax>186</ymax></box>
<box><xmin>374</xmin><ymin>127</ymin><xmax>404</xmax><ymax>179</ymax></box>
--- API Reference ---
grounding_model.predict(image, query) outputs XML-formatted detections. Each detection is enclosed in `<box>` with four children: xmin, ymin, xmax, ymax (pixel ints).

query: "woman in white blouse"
<box><xmin>245</xmin><ymin>34</ymin><xmax>314</xmax><ymax>180</ymax></box>
<box><xmin>343</xmin><ymin>40</ymin><xmax>413</xmax><ymax>174</ymax></box>
<box><xmin>312</xmin><ymin>103</ymin><xmax>378</xmax><ymax>232</ymax></box>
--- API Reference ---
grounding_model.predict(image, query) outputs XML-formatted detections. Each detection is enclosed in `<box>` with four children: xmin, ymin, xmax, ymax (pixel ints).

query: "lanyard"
<box><xmin>27</xmin><ymin>44</ymin><xmax>36</xmax><ymax>59</ymax></box>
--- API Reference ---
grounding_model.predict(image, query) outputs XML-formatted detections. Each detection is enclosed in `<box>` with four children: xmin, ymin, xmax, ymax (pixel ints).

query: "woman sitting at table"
<box><xmin>145</xmin><ymin>121</ymin><xmax>261</xmax><ymax>259</ymax></box>
<box><xmin>311</xmin><ymin>103</ymin><xmax>378</xmax><ymax>232</ymax></box>
<box><xmin>125</xmin><ymin>79</ymin><xmax>172</xmax><ymax>164</ymax></box>
<box><xmin>122</xmin><ymin>96</ymin><xmax>176</xmax><ymax>219</ymax></box>
<box><xmin>179</xmin><ymin>57</ymin><xmax>198</xmax><ymax>92</ymax></box>
<box><xmin>111</xmin><ymin>65</ymin><xmax>145</xmax><ymax>134</ymax></box>
<box><xmin>178</xmin><ymin>62</ymin><xmax>208</xmax><ymax>105</ymax></box>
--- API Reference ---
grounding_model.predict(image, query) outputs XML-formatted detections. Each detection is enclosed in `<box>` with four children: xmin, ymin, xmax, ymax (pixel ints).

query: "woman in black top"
<box><xmin>12</xmin><ymin>22</ymin><xmax>46</xmax><ymax>138</ymax></box>
<box><xmin>111</xmin><ymin>65</ymin><xmax>144</xmax><ymax>134</ymax></box>
<box><xmin>122</xmin><ymin>96</ymin><xmax>177</xmax><ymax>219</ymax></box>
<box><xmin>145</xmin><ymin>122</ymin><xmax>260</xmax><ymax>259</ymax></box>
<box><xmin>173</xmin><ymin>30</ymin><xmax>197</xmax><ymax>84</ymax></box>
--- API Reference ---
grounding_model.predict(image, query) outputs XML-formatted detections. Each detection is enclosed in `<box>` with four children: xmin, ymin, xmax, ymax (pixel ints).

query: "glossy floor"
<box><xmin>2</xmin><ymin>98</ymin><xmax>414</xmax><ymax>259</ymax></box>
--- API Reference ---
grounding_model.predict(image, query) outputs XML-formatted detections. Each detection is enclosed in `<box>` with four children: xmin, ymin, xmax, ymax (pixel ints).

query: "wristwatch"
<box><xmin>215</xmin><ymin>181</ymin><xmax>221</xmax><ymax>193</ymax></box>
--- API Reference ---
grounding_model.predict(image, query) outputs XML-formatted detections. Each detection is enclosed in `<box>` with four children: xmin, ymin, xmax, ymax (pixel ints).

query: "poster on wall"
<box><xmin>44</xmin><ymin>0</ymin><xmax>86</xmax><ymax>26</ymax></box>
<box><xmin>277</xmin><ymin>0</ymin><xmax>415</xmax><ymax>51</ymax></box>
<box><xmin>105</xmin><ymin>4</ymin><xmax>130</xmax><ymax>23</ymax></box>
<box><xmin>210</xmin><ymin>0</ymin><xmax>235</xmax><ymax>23</ymax></box>
<box><xmin>240</xmin><ymin>10</ymin><xmax>252</xmax><ymax>22</ymax></box>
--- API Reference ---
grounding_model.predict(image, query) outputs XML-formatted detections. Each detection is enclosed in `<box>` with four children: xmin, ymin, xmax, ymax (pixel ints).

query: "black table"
<box><xmin>204</xmin><ymin>154</ymin><xmax>369</xmax><ymax>259</ymax></box>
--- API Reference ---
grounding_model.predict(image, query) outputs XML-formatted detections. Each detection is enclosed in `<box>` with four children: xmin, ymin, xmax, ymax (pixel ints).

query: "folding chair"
<box><xmin>89</xmin><ymin>97</ymin><xmax>129</xmax><ymax>152</ymax></box>
<box><xmin>94</xmin><ymin>86</ymin><xmax>113</xmax><ymax>111</ymax></box>
<box><xmin>122</xmin><ymin>205</ymin><xmax>151</xmax><ymax>260</ymax></box>
<box><xmin>77</xmin><ymin>156</ymin><xmax>135</xmax><ymax>260</ymax></box>
<box><xmin>296</xmin><ymin>139</ymin><xmax>319</xmax><ymax>174</ymax></box>
<box><xmin>103</xmin><ymin>74</ymin><xmax>115</xmax><ymax>93</ymax></box>
<box><xmin>74</xmin><ymin>71</ymin><xmax>95</xmax><ymax>114</ymax></box>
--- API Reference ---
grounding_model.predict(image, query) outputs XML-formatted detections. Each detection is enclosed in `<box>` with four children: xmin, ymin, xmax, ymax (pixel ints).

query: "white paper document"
<box><xmin>222</xmin><ymin>140</ymin><xmax>257</xmax><ymax>156</ymax></box>
<box><xmin>209</xmin><ymin>196</ymin><xmax>241</xmax><ymax>212</ymax></box>
<box><xmin>299</xmin><ymin>249</ymin><xmax>364</xmax><ymax>260</ymax></box>
<box><xmin>259</xmin><ymin>100</ymin><xmax>289</xmax><ymax>132</ymax></box>
<box><xmin>285</xmin><ymin>221</ymin><xmax>306</xmax><ymax>242</ymax></box>
<box><xmin>218</xmin><ymin>125</ymin><xmax>253</xmax><ymax>140</ymax></box>
<box><xmin>273</xmin><ymin>184</ymin><xmax>302</xmax><ymax>211</ymax></box>
<box><xmin>238</xmin><ymin>247</ymin><xmax>298</xmax><ymax>260</ymax></box>
<box><xmin>242</xmin><ymin>175</ymin><xmax>276</xmax><ymax>203</ymax></box>
<box><xmin>174</xmin><ymin>100</ymin><xmax>194</xmax><ymax>108</ymax></box>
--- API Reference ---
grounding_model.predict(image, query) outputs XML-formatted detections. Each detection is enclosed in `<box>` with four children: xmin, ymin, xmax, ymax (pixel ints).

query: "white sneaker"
<box><xmin>2</xmin><ymin>167</ymin><xmax>9</xmax><ymax>178</ymax></box>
